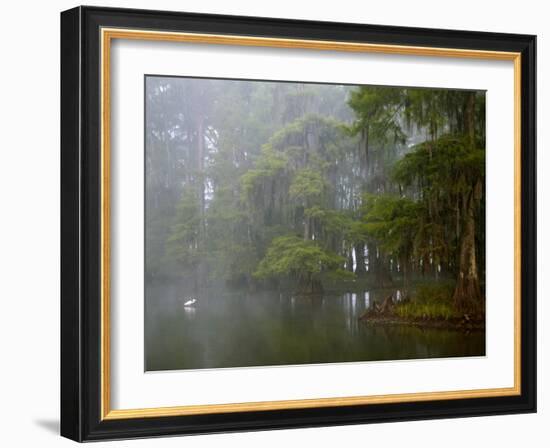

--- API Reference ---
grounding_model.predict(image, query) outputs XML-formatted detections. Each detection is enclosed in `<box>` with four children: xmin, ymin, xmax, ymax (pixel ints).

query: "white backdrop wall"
<box><xmin>0</xmin><ymin>1</ymin><xmax>546</xmax><ymax>447</ymax></box>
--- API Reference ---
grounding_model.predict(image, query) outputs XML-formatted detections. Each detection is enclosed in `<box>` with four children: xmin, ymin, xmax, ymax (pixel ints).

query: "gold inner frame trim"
<box><xmin>100</xmin><ymin>27</ymin><xmax>522</xmax><ymax>421</ymax></box>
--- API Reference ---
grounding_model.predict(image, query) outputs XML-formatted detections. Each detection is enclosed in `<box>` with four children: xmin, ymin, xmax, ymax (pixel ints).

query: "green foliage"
<box><xmin>395</xmin><ymin>301</ymin><xmax>456</xmax><ymax>320</ymax></box>
<box><xmin>145</xmin><ymin>207</ymin><xmax>176</xmax><ymax>278</ymax></box>
<box><xmin>392</xmin><ymin>134</ymin><xmax>485</xmax><ymax>266</ymax></box>
<box><xmin>254</xmin><ymin>236</ymin><xmax>345</xmax><ymax>281</ymax></box>
<box><xmin>289</xmin><ymin>169</ymin><xmax>326</xmax><ymax>203</ymax></box>
<box><xmin>209</xmin><ymin>240</ymin><xmax>258</xmax><ymax>283</ymax></box>
<box><xmin>416</xmin><ymin>282</ymin><xmax>456</xmax><ymax>302</ymax></box>
<box><xmin>394</xmin><ymin>135</ymin><xmax>484</xmax><ymax>190</ymax></box>
<box><xmin>146</xmin><ymin>77</ymin><xmax>485</xmax><ymax>310</ymax></box>
<box><xmin>325</xmin><ymin>268</ymin><xmax>357</xmax><ymax>282</ymax></box>
<box><xmin>165</xmin><ymin>190</ymin><xmax>201</xmax><ymax>267</ymax></box>
<box><xmin>347</xmin><ymin>86</ymin><xmax>407</xmax><ymax>145</ymax></box>
<box><xmin>360</xmin><ymin>194</ymin><xmax>420</xmax><ymax>256</ymax></box>
<box><xmin>240</xmin><ymin>147</ymin><xmax>288</xmax><ymax>199</ymax></box>
<box><xmin>395</xmin><ymin>283</ymin><xmax>458</xmax><ymax>320</ymax></box>
<box><xmin>306</xmin><ymin>207</ymin><xmax>354</xmax><ymax>237</ymax></box>
<box><xmin>404</xmin><ymin>89</ymin><xmax>449</xmax><ymax>139</ymax></box>
<box><xmin>238</xmin><ymin>112</ymin><xmax>359</xmax><ymax>279</ymax></box>
<box><xmin>204</xmin><ymin>186</ymin><xmax>257</xmax><ymax>283</ymax></box>
<box><xmin>270</xmin><ymin>114</ymin><xmax>342</xmax><ymax>148</ymax></box>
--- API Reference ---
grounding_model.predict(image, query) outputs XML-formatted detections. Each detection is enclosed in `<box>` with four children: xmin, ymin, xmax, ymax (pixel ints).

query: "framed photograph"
<box><xmin>60</xmin><ymin>6</ymin><xmax>536</xmax><ymax>442</ymax></box>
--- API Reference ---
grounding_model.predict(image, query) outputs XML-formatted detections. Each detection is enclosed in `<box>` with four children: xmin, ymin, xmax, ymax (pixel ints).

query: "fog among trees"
<box><xmin>145</xmin><ymin>76</ymin><xmax>485</xmax><ymax>316</ymax></box>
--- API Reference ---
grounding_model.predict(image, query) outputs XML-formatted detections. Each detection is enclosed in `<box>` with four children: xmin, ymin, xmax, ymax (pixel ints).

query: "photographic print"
<box><xmin>144</xmin><ymin>76</ymin><xmax>486</xmax><ymax>371</ymax></box>
<box><xmin>61</xmin><ymin>8</ymin><xmax>536</xmax><ymax>440</ymax></box>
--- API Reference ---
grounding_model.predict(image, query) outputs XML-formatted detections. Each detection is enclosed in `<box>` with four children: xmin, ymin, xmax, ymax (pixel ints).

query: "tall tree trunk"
<box><xmin>401</xmin><ymin>254</ymin><xmax>410</xmax><ymax>294</ymax></box>
<box><xmin>453</xmin><ymin>91</ymin><xmax>481</xmax><ymax>311</ymax></box>
<box><xmin>453</xmin><ymin>188</ymin><xmax>481</xmax><ymax>311</ymax></box>
<box><xmin>346</xmin><ymin>248</ymin><xmax>354</xmax><ymax>273</ymax></box>
<box><xmin>304</xmin><ymin>215</ymin><xmax>310</xmax><ymax>241</ymax></box>
<box><xmin>367</xmin><ymin>242</ymin><xmax>376</xmax><ymax>274</ymax></box>
<box><xmin>355</xmin><ymin>242</ymin><xmax>367</xmax><ymax>277</ymax></box>
<box><xmin>298</xmin><ymin>273</ymin><xmax>323</xmax><ymax>295</ymax></box>
<box><xmin>197</xmin><ymin>118</ymin><xmax>207</xmax><ymax>288</ymax></box>
<box><xmin>197</xmin><ymin>118</ymin><xmax>206</xmax><ymax>235</ymax></box>
<box><xmin>370</xmin><ymin>246</ymin><xmax>392</xmax><ymax>287</ymax></box>
<box><xmin>379</xmin><ymin>253</ymin><xmax>393</xmax><ymax>287</ymax></box>
<box><xmin>464</xmin><ymin>91</ymin><xmax>476</xmax><ymax>147</ymax></box>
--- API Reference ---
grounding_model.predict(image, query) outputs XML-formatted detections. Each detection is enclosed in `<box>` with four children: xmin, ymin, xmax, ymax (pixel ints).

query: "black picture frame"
<box><xmin>61</xmin><ymin>5</ymin><xmax>536</xmax><ymax>442</ymax></box>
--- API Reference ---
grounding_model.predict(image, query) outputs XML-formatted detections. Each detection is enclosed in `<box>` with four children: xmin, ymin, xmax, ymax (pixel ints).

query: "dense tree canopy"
<box><xmin>145</xmin><ymin>77</ymin><xmax>485</xmax><ymax>312</ymax></box>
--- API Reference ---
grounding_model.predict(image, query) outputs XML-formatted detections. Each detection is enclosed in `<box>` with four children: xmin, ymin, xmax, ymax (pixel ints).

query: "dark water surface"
<box><xmin>145</xmin><ymin>281</ymin><xmax>485</xmax><ymax>371</ymax></box>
